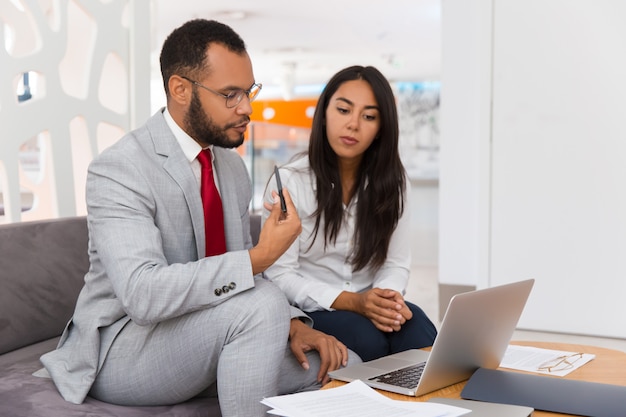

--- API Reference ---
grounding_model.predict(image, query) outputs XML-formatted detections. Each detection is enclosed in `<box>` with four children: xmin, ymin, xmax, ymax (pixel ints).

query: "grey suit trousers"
<box><xmin>89</xmin><ymin>279</ymin><xmax>322</xmax><ymax>417</ymax></box>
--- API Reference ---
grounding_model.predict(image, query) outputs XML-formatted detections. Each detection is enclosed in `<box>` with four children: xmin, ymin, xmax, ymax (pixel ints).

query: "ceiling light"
<box><xmin>210</xmin><ymin>10</ymin><xmax>248</xmax><ymax>20</ymax></box>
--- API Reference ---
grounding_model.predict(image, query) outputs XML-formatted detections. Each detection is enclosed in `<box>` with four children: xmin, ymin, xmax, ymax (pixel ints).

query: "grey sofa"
<box><xmin>0</xmin><ymin>215</ymin><xmax>262</xmax><ymax>416</ymax></box>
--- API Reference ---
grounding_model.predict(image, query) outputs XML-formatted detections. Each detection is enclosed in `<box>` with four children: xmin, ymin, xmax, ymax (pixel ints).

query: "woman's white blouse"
<box><xmin>262</xmin><ymin>157</ymin><xmax>411</xmax><ymax>312</ymax></box>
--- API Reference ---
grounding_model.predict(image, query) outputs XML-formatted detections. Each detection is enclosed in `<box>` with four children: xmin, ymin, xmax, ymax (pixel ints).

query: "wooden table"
<box><xmin>323</xmin><ymin>341</ymin><xmax>626</xmax><ymax>416</ymax></box>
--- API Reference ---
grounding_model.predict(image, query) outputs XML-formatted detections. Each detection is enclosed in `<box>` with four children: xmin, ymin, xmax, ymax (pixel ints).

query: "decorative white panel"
<box><xmin>0</xmin><ymin>0</ymin><xmax>150</xmax><ymax>223</ymax></box>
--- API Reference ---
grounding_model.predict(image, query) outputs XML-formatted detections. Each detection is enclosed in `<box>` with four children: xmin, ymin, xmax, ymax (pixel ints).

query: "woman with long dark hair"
<box><xmin>263</xmin><ymin>65</ymin><xmax>437</xmax><ymax>362</ymax></box>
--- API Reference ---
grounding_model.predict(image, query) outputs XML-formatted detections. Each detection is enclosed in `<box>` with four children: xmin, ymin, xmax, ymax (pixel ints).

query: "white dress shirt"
<box><xmin>262</xmin><ymin>156</ymin><xmax>411</xmax><ymax>312</ymax></box>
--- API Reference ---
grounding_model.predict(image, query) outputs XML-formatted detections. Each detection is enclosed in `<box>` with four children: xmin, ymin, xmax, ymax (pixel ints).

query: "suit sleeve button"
<box><xmin>228</xmin><ymin>282</ymin><xmax>236</xmax><ymax>290</ymax></box>
<box><xmin>214</xmin><ymin>288</ymin><xmax>222</xmax><ymax>296</ymax></box>
<box><xmin>222</xmin><ymin>285</ymin><xmax>230</xmax><ymax>293</ymax></box>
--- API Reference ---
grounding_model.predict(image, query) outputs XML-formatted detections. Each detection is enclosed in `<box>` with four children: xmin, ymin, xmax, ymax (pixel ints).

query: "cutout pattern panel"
<box><xmin>0</xmin><ymin>0</ymin><xmax>148</xmax><ymax>223</ymax></box>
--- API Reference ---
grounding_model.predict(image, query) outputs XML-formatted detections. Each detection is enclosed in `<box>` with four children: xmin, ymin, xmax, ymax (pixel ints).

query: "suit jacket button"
<box><xmin>228</xmin><ymin>282</ymin><xmax>236</xmax><ymax>290</ymax></box>
<box><xmin>214</xmin><ymin>288</ymin><xmax>222</xmax><ymax>296</ymax></box>
<box><xmin>222</xmin><ymin>285</ymin><xmax>230</xmax><ymax>294</ymax></box>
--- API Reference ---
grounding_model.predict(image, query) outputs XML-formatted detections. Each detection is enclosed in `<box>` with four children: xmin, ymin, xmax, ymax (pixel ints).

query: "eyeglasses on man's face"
<box><xmin>181</xmin><ymin>76</ymin><xmax>262</xmax><ymax>108</ymax></box>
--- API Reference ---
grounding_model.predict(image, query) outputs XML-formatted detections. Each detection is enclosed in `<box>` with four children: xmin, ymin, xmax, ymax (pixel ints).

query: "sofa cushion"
<box><xmin>0</xmin><ymin>338</ymin><xmax>221</xmax><ymax>416</ymax></box>
<box><xmin>0</xmin><ymin>217</ymin><xmax>90</xmax><ymax>355</ymax></box>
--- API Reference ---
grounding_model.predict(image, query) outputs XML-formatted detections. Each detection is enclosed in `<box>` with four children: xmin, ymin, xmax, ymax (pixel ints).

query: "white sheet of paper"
<box><xmin>500</xmin><ymin>345</ymin><xmax>595</xmax><ymax>377</ymax></box>
<box><xmin>261</xmin><ymin>380</ymin><xmax>470</xmax><ymax>417</ymax></box>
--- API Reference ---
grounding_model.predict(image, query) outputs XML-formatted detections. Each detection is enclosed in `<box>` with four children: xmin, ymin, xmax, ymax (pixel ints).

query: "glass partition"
<box><xmin>242</xmin><ymin>122</ymin><xmax>310</xmax><ymax>212</ymax></box>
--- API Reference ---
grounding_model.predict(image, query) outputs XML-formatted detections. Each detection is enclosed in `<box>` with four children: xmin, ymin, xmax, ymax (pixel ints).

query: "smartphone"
<box><xmin>274</xmin><ymin>165</ymin><xmax>287</xmax><ymax>213</ymax></box>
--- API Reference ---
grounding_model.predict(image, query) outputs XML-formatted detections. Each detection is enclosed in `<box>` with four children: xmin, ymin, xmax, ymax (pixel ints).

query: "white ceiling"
<box><xmin>152</xmin><ymin>0</ymin><xmax>441</xmax><ymax>98</ymax></box>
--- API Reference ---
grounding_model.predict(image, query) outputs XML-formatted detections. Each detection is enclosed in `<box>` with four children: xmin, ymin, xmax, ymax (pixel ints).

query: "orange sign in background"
<box><xmin>237</xmin><ymin>98</ymin><xmax>317</xmax><ymax>157</ymax></box>
<box><xmin>250</xmin><ymin>98</ymin><xmax>318</xmax><ymax>129</ymax></box>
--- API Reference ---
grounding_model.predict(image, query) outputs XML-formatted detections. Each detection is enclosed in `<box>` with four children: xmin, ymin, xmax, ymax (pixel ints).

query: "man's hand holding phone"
<box><xmin>274</xmin><ymin>165</ymin><xmax>287</xmax><ymax>218</ymax></box>
<box><xmin>249</xmin><ymin>168</ymin><xmax>301</xmax><ymax>274</ymax></box>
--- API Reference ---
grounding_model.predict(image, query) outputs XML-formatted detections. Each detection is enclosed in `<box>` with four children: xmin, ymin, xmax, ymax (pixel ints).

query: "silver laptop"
<box><xmin>328</xmin><ymin>279</ymin><xmax>534</xmax><ymax>397</ymax></box>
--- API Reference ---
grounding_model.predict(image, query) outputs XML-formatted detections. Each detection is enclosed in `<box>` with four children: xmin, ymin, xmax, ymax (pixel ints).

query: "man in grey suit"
<box><xmin>40</xmin><ymin>19</ymin><xmax>358</xmax><ymax>417</ymax></box>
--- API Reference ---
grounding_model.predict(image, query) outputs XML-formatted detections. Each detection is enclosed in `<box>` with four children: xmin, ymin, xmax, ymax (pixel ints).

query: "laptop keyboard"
<box><xmin>368</xmin><ymin>362</ymin><xmax>426</xmax><ymax>389</ymax></box>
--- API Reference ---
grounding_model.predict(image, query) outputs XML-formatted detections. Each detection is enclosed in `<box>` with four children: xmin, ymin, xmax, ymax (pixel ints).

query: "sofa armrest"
<box><xmin>0</xmin><ymin>217</ymin><xmax>89</xmax><ymax>355</ymax></box>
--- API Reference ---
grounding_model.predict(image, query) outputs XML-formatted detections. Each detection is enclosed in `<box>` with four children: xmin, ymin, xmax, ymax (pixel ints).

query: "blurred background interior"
<box><xmin>1</xmin><ymin>0</ymin><xmax>625</xmax><ymax>352</ymax></box>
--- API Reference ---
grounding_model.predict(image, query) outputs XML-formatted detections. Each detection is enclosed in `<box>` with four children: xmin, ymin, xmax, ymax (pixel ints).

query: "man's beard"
<box><xmin>184</xmin><ymin>91</ymin><xmax>246</xmax><ymax>149</ymax></box>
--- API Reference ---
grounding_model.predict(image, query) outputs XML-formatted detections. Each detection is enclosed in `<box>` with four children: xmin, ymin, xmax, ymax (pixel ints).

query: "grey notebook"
<box><xmin>462</xmin><ymin>367</ymin><xmax>626</xmax><ymax>417</ymax></box>
<box><xmin>428</xmin><ymin>398</ymin><xmax>533</xmax><ymax>417</ymax></box>
<box><xmin>328</xmin><ymin>279</ymin><xmax>534</xmax><ymax>397</ymax></box>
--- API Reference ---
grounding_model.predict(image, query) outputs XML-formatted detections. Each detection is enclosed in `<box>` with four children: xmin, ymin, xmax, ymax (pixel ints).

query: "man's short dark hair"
<box><xmin>159</xmin><ymin>19</ymin><xmax>247</xmax><ymax>96</ymax></box>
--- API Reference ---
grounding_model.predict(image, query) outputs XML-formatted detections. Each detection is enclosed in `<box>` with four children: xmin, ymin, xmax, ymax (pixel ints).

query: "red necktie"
<box><xmin>197</xmin><ymin>148</ymin><xmax>226</xmax><ymax>256</ymax></box>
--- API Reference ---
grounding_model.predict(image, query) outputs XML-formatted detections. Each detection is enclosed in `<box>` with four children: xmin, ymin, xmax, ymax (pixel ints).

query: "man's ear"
<box><xmin>168</xmin><ymin>75</ymin><xmax>191</xmax><ymax>106</ymax></box>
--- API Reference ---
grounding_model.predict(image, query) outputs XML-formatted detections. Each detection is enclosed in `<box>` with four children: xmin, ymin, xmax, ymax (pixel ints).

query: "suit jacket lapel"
<box><xmin>147</xmin><ymin>112</ymin><xmax>206</xmax><ymax>258</ymax></box>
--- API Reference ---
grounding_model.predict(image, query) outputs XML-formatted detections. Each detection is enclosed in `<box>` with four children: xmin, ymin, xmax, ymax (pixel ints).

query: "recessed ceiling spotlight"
<box><xmin>211</xmin><ymin>10</ymin><xmax>249</xmax><ymax>20</ymax></box>
<box><xmin>263</xmin><ymin>47</ymin><xmax>309</xmax><ymax>54</ymax></box>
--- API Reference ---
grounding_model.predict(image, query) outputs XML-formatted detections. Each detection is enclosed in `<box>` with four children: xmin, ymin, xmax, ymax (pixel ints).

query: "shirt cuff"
<box><xmin>309</xmin><ymin>287</ymin><xmax>344</xmax><ymax>311</ymax></box>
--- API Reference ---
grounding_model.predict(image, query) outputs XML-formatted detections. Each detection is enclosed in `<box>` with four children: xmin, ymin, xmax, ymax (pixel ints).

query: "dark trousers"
<box><xmin>308</xmin><ymin>302</ymin><xmax>437</xmax><ymax>362</ymax></box>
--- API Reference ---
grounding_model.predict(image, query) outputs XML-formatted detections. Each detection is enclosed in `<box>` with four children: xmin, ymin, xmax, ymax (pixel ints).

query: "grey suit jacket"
<box><xmin>40</xmin><ymin>110</ymin><xmax>259</xmax><ymax>404</ymax></box>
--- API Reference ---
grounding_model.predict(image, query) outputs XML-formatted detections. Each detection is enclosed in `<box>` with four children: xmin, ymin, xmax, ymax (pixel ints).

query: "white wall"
<box><xmin>440</xmin><ymin>0</ymin><xmax>626</xmax><ymax>338</ymax></box>
<box><xmin>489</xmin><ymin>0</ymin><xmax>626</xmax><ymax>338</ymax></box>
<box><xmin>439</xmin><ymin>0</ymin><xmax>493</xmax><ymax>288</ymax></box>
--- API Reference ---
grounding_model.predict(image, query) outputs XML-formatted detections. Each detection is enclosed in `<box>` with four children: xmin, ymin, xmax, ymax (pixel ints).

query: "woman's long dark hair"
<box><xmin>308</xmin><ymin>65</ymin><xmax>405</xmax><ymax>272</ymax></box>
